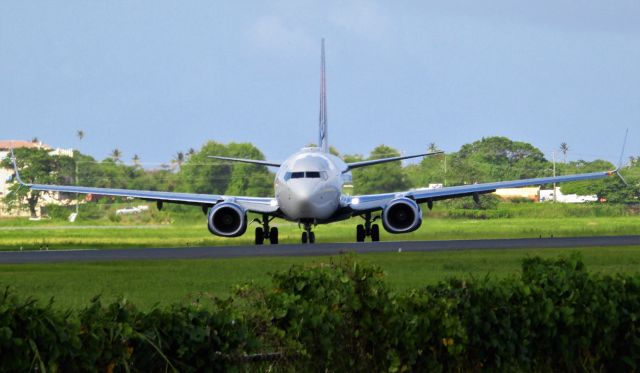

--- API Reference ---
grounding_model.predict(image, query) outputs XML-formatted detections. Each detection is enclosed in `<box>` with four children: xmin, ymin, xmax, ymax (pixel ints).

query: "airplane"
<box><xmin>9</xmin><ymin>39</ymin><xmax>623</xmax><ymax>245</ymax></box>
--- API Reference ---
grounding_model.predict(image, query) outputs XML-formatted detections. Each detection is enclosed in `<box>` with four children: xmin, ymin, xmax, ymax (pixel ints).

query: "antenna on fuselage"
<box><xmin>319</xmin><ymin>38</ymin><xmax>328</xmax><ymax>153</ymax></box>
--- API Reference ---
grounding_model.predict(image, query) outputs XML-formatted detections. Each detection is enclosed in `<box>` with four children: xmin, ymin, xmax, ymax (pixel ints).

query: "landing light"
<box><xmin>351</xmin><ymin>197</ymin><xmax>360</xmax><ymax>205</ymax></box>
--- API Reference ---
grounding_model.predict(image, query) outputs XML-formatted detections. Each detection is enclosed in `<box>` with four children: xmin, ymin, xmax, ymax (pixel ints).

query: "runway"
<box><xmin>0</xmin><ymin>235</ymin><xmax>638</xmax><ymax>264</ymax></box>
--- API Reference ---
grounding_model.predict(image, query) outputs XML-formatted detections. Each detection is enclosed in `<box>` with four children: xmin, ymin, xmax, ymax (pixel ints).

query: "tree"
<box><xmin>408</xmin><ymin>152</ymin><xmax>446</xmax><ymax>188</ymax></box>
<box><xmin>559</xmin><ymin>142</ymin><xmax>569</xmax><ymax>163</ymax></box>
<box><xmin>76</xmin><ymin>130</ymin><xmax>84</xmax><ymax>142</ymax></box>
<box><xmin>171</xmin><ymin>151</ymin><xmax>185</xmax><ymax>171</ymax></box>
<box><xmin>110</xmin><ymin>149</ymin><xmax>122</xmax><ymax>163</ymax></box>
<box><xmin>427</xmin><ymin>142</ymin><xmax>439</xmax><ymax>153</ymax></box>
<box><xmin>447</xmin><ymin>137</ymin><xmax>549</xmax><ymax>184</ymax></box>
<box><xmin>1</xmin><ymin>148</ymin><xmax>74</xmax><ymax>217</ymax></box>
<box><xmin>352</xmin><ymin>145</ymin><xmax>409</xmax><ymax>194</ymax></box>
<box><xmin>560</xmin><ymin>159</ymin><xmax>639</xmax><ymax>202</ymax></box>
<box><xmin>132</xmin><ymin>154</ymin><xmax>141</xmax><ymax>167</ymax></box>
<box><xmin>178</xmin><ymin>141</ymin><xmax>273</xmax><ymax>196</ymax></box>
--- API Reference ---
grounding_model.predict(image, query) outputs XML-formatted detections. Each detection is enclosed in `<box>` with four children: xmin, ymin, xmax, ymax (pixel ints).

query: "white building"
<box><xmin>540</xmin><ymin>187</ymin><xmax>598</xmax><ymax>203</ymax></box>
<box><xmin>0</xmin><ymin>140</ymin><xmax>75</xmax><ymax>217</ymax></box>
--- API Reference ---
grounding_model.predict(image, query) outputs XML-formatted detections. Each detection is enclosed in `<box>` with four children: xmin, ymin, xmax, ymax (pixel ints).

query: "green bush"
<box><xmin>76</xmin><ymin>202</ymin><xmax>108</xmax><ymax>221</ymax></box>
<box><xmin>41</xmin><ymin>204</ymin><xmax>72</xmax><ymax>220</ymax></box>
<box><xmin>0</xmin><ymin>255</ymin><xmax>639</xmax><ymax>371</ymax></box>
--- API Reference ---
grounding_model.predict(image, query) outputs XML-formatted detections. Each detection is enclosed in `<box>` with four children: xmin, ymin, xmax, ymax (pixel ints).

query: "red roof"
<box><xmin>0</xmin><ymin>140</ymin><xmax>51</xmax><ymax>150</ymax></box>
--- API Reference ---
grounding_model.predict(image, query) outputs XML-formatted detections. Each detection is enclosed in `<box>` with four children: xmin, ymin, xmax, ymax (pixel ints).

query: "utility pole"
<box><xmin>552</xmin><ymin>150</ymin><xmax>557</xmax><ymax>203</ymax></box>
<box><xmin>75</xmin><ymin>160</ymin><xmax>79</xmax><ymax>215</ymax></box>
<box><xmin>444</xmin><ymin>154</ymin><xmax>447</xmax><ymax>187</ymax></box>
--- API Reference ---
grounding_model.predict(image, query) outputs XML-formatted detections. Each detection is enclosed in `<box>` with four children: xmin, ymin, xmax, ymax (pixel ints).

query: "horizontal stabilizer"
<box><xmin>345</xmin><ymin>151</ymin><xmax>443</xmax><ymax>171</ymax></box>
<box><xmin>208</xmin><ymin>156</ymin><xmax>281</xmax><ymax>168</ymax></box>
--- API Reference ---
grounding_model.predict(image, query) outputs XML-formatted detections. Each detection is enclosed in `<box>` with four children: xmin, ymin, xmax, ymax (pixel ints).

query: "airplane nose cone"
<box><xmin>290</xmin><ymin>184</ymin><xmax>316</xmax><ymax>214</ymax></box>
<box><xmin>295</xmin><ymin>188</ymin><xmax>312</xmax><ymax>202</ymax></box>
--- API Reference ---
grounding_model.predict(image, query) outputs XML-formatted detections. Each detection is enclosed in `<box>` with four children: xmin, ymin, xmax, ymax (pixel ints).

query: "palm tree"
<box><xmin>427</xmin><ymin>143</ymin><xmax>439</xmax><ymax>153</ymax></box>
<box><xmin>559</xmin><ymin>142</ymin><xmax>569</xmax><ymax>163</ymax></box>
<box><xmin>75</xmin><ymin>130</ymin><xmax>85</xmax><ymax>156</ymax></box>
<box><xmin>187</xmin><ymin>148</ymin><xmax>196</xmax><ymax>158</ymax></box>
<box><xmin>132</xmin><ymin>154</ymin><xmax>141</xmax><ymax>166</ymax></box>
<box><xmin>110</xmin><ymin>149</ymin><xmax>122</xmax><ymax>163</ymax></box>
<box><xmin>172</xmin><ymin>151</ymin><xmax>185</xmax><ymax>171</ymax></box>
<box><xmin>31</xmin><ymin>137</ymin><xmax>39</xmax><ymax>144</ymax></box>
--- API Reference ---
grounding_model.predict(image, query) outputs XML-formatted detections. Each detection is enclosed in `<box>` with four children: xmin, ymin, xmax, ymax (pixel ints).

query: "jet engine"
<box><xmin>381</xmin><ymin>198</ymin><xmax>422</xmax><ymax>234</ymax></box>
<box><xmin>207</xmin><ymin>202</ymin><xmax>248</xmax><ymax>237</ymax></box>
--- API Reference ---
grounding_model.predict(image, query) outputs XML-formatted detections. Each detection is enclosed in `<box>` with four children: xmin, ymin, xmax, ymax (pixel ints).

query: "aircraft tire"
<box><xmin>302</xmin><ymin>231</ymin><xmax>308</xmax><ymax>244</ymax></box>
<box><xmin>371</xmin><ymin>224</ymin><xmax>380</xmax><ymax>242</ymax></box>
<box><xmin>309</xmin><ymin>232</ymin><xmax>315</xmax><ymax>244</ymax></box>
<box><xmin>270</xmin><ymin>227</ymin><xmax>279</xmax><ymax>244</ymax></box>
<box><xmin>255</xmin><ymin>227</ymin><xmax>264</xmax><ymax>245</ymax></box>
<box><xmin>356</xmin><ymin>225</ymin><xmax>365</xmax><ymax>242</ymax></box>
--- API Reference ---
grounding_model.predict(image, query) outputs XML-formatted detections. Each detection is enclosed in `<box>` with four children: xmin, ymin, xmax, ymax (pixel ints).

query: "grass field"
<box><xmin>1</xmin><ymin>246</ymin><xmax>639</xmax><ymax>310</ymax></box>
<box><xmin>1</xmin><ymin>203</ymin><xmax>637</xmax><ymax>309</ymax></box>
<box><xmin>1</xmin><ymin>215</ymin><xmax>638</xmax><ymax>250</ymax></box>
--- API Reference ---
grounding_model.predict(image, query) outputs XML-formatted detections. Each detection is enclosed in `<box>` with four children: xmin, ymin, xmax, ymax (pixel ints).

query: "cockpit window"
<box><xmin>284</xmin><ymin>171</ymin><xmax>328</xmax><ymax>181</ymax></box>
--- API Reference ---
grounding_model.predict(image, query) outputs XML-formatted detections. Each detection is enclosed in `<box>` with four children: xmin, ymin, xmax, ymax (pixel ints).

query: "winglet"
<box><xmin>612</xmin><ymin>129</ymin><xmax>630</xmax><ymax>186</ymax></box>
<box><xmin>9</xmin><ymin>145</ymin><xmax>28</xmax><ymax>186</ymax></box>
<box><xmin>610</xmin><ymin>168</ymin><xmax>628</xmax><ymax>186</ymax></box>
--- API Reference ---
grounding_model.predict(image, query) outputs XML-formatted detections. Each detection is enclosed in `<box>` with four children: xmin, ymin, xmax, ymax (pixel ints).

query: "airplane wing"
<box><xmin>9</xmin><ymin>150</ymin><xmax>278</xmax><ymax>214</ymax></box>
<box><xmin>348</xmin><ymin>170</ymin><xmax>618</xmax><ymax>213</ymax></box>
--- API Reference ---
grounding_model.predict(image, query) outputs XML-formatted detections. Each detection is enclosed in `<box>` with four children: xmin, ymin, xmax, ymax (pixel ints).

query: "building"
<box><xmin>494</xmin><ymin>187</ymin><xmax>540</xmax><ymax>202</ymax></box>
<box><xmin>0</xmin><ymin>140</ymin><xmax>75</xmax><ymax>217</ymax></box>
<box><xmin>540</xmin><ymin>187</ymin><xmax>598</xmax><ymax>203</ymax></box>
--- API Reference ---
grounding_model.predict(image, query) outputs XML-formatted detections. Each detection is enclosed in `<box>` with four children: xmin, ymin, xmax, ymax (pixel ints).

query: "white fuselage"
<box><xmin>275</xmin><ymin>147</ymin><xmax>347</xmax><ymax>221</ymax></box>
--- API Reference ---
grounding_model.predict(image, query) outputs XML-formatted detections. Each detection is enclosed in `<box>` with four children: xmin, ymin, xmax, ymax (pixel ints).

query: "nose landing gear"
<box><xmin>254</xmin><ymin>214</ymin><xmax>278</xmax><ymax>245</ymax></box>
<box><xmin>300</xmin><ymin>220</ymin><xmax>316</xmax><ymax>244</ymax></box>
<box><xmin>356</xmin><ymin>212</ymin><xmax>380</xmax><ymax>242</ymax></box>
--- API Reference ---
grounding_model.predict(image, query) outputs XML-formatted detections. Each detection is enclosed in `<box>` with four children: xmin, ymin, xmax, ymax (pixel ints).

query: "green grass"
<box><xmin>1</xmin><ymin>246</ymin><xmax>639</xmax><ymax>310</ymax></box>
<box><xmin>0</xmin><ymin>216</ymin><xmax>638</xmax><ymax>250</ymax></box>
<box><xmin>1</xmin><ymin>204</ymin><xmax>637</xmax><ymax>309</ymax></box>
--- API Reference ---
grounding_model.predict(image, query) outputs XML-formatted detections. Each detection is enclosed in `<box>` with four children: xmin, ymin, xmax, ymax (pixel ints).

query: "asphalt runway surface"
<box><xmin>0</xmin><ymin>235</ymin><xmax>638</xmax><ymax>264</ymax></box>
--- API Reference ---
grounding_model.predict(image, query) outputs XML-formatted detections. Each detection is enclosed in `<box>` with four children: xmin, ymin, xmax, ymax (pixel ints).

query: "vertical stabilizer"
<box><xmin>319</xmin><ymin>39</ymin><xmax>328</xmax><ymax>153</ymax></box>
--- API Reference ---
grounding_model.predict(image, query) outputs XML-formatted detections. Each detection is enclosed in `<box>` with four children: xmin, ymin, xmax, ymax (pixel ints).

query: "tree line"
<box><xmin>2</xmin><ymin>137</ymin><xmax>638</xmax><ymax>216</ymax></box>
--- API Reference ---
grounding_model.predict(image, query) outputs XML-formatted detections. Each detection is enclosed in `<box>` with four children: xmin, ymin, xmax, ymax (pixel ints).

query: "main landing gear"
<box><xmin>356</xmin><ymin>212</ymin><xmax>380</xmax><ymax>242</ymax></box>
<box><xmin>300</xmin><ymin>221</ymin><xmax>316</xmax><ymax>244</ymax></box>
<box><xmin>254</xmin><ymin>214</ymin><xmax>278</xmax><ymax>245</ymax></box>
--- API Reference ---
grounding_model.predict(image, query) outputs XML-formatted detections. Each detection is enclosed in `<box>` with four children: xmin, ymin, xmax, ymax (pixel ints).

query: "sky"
<box><xmin>1</xmin><ymin>1</ymin><xmax>639</xmax><ymax>166</ymax></box>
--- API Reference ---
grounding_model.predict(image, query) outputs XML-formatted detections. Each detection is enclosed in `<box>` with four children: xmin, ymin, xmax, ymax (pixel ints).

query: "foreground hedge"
<box><xmin>1</xmin><ymin>254</ymin><xmax>639</xmax><ymax>372</ymax></box>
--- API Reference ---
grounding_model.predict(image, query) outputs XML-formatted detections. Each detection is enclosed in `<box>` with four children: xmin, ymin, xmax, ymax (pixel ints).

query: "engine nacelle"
<box><xmin>207</xmin><ymin>202</ymin><xmax>248</xmax><ymax>237</ymax></box>
<box><xmin>381</xmin><ymin>197</ymin><xmax>422</xmax><ymax>234</ymax></box>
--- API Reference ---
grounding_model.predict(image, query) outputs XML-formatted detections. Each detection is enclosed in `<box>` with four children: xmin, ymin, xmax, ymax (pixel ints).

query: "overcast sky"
<box><xmin>1</xmin><ymin>1</ymin><xmax>638</xmax><ymax>166</ymax></box>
